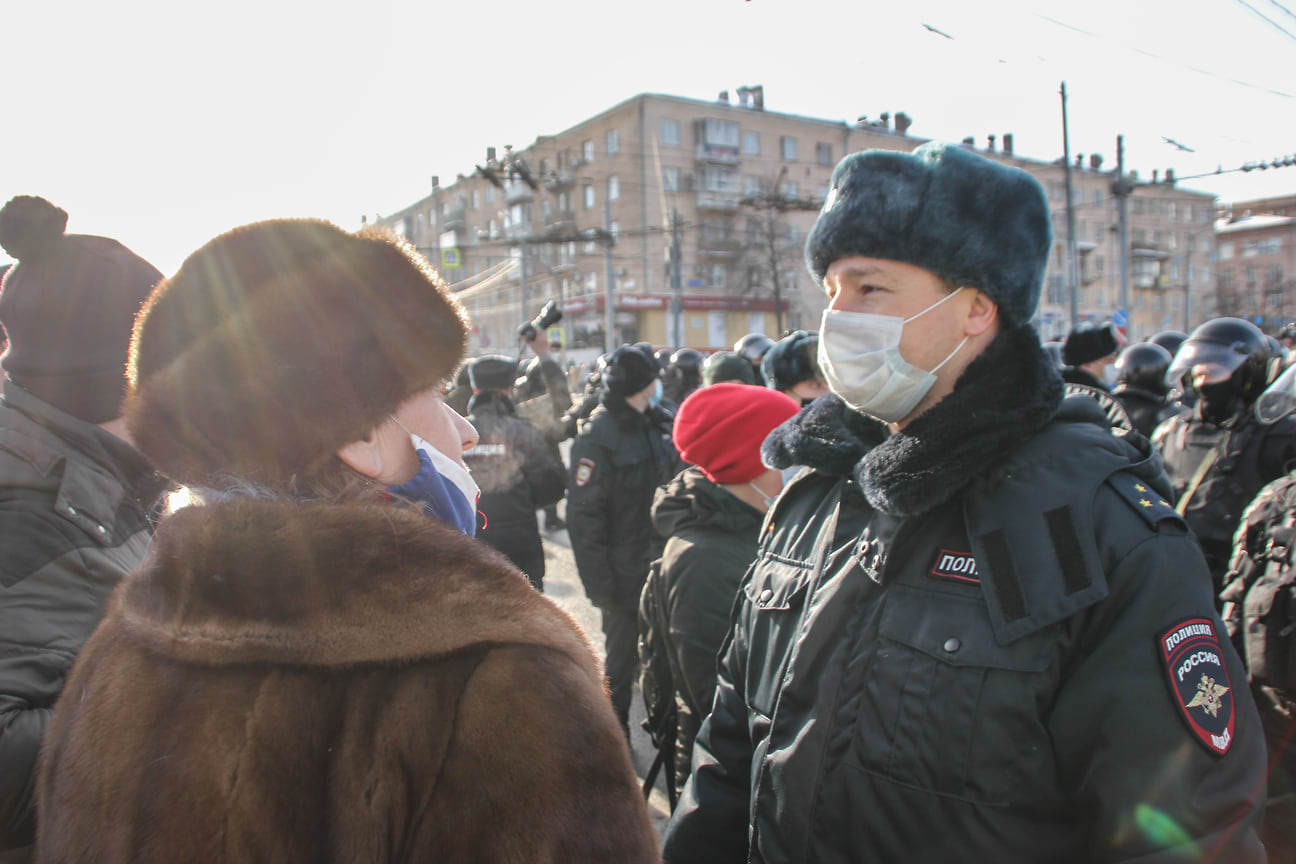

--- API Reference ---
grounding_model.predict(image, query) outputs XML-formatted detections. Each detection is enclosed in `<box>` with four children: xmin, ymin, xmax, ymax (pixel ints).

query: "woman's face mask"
<box><xmin>387</xmin><ymin>420</ymin><xmax>480</xmax><ymax>536</ymax></box>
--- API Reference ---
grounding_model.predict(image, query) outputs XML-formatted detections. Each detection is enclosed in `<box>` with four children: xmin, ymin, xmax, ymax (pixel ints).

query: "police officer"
<box><xmin>701</xmin><ymin>350</ymin><xmax>756</xmax><ymax>386</ymax></box>
<box><xmin>1112</xmin><ymin>341</ymin><xmax>1184</xmax><ymax>437</ymax></box>
<box><xmin>733</xmin><ymin>333</ymin><xmax>775</xmax><ymax>380</ymax></box>
<box><xmin>1060</xmin><ymin>321</ymin><xmax>1119</xmax><ymax>391</ymax></box>
<box><xmin>512</xmin><ymin>330</ymin><xmax>572</xmax><ymax>531</ymax></box>
<box><xmin>760</xmin><ymin>330</ymin><xmax>830</xmax><ymax>406</ymax></box>
<box><xmin>663</xmin><ymin>143</ymin><xmax>1266</xmax><ymax>862</ymax></box>
<box><xmin>1153</xmin><ymin>317</ymin><xmax>1296</xmax><ymax>593</ymax></box>
<box><xmin>463</xmin><ymin>355</ymin><xmax>567</xmax><ymax>591</ymax></box>
<box><xmin>567</xmin><ymin>344</ymin><xmax>680</xmax><ymax>739</ymax></box>
<box><xmin>662</xmin><ymin>347</ymin><xmax>703</xmax><ymax>409</ymax></box>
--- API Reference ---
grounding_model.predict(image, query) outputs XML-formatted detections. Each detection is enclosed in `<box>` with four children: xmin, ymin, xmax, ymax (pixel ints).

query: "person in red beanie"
<box><xmin>639</xmin><ymin>382</ymin><xmax>798</xmax><ymax>805</ymax></box>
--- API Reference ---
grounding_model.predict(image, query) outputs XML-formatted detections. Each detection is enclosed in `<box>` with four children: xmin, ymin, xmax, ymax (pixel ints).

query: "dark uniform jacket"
<box><xmin>1153</xmin><ymin>406</ymin><xmax>1296</xmax><ymax>588</ymax></box>
<box><xmin>568</xmin><ymin>395</ymin><xmax>678</xmax><ymax>611</ymax></box>
<box><xmin>36</xmin><ymin>498</ymin><xmax>659</xmax><ymax>863</ymax></box>
<box><xmin>645</xmin><ymin>467</ymin><xmax>765</xmax><ymax>792</ymax></box>
<box><xmin>465</xmin><ymin>391</ymin><xmax>566</xmax><ymax>588</ymax></box>
<box><xmin>0</xmin><ymin>384</ymin><xmax>166</xmax><ymax>856</ymax></box>
<box><xmin>1115</xmin><ymin>384</ymin><xmax>1185</xmax><ymax>438</ymax></box>
<box><xmin>1222</xmin><ymin>473</ymin><xmax>1296</xmax><ymax>858</ymax></box>
<box><xmin>663</xmin><ymin>326</ymin><xmax>1266</xmax><ymax>864</ymax></box>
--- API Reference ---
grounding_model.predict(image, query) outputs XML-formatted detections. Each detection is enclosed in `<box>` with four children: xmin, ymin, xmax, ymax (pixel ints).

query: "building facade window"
<box><xmin>1220</xmin><ymin>242</ymin><xmax>1234</xmax><ymax>260</ymax></box>
<box><xmin>780</xmin><ymin>136</ymin><xmax>797</xmax><ymax>161</ymax></box>
<box><xmin>470</xmin><ymin>190</ymin><xmax>479</xmax><ymax>210</ymax></box>
<box><xmin>581</xmin><ymin>140</ymin><xmax>595</xmax><ymax>163</ymax></box>
<box><xmin>583</xmin><ymin>184</ymin><xmax>595</xmax><ymax>209</ymax></box>
<box><xmin>743</xmin><ymin>131</ymin><xmax>760</xmax><ymax>155</ymax></box>
<box><xmin>744</xmin><ymin>175</ymin><xmax>761</xmax><ymax>198</ymax></box>
<box><xmin>662</xmin><ymin>120</ymin><xmax>680</xmax><ymax>146</ymax></box>
<box><xmin>606</xmin><ymin>130</ymin><xmax>619</xmax><ymax>155</ymax></box>
<box><xmin>608</xmin><ymin>176</ymin><xmax>620</xmax><ymax>201</ymax></box>
<box><xmin>708</xmin><ymin>264</ymin><xmax>727</xmax><ymax>290</ymax></box>
<box><xmin>663</xmin><ymin>167</ymin><xmax>681</xmax><ymax>192</ymax></box>
<box><xmin>816</xmin><ymin>142</ymin><xmax>833</xmax><ymax>166</ymax></box>
<box><xmin>779</xmin><ymin>181</ymin><xmax>798</xmax><ymax>199</ymax></box>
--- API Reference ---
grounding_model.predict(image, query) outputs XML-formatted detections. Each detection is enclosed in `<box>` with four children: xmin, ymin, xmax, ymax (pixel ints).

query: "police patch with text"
<box><xmin>1159</xmin><ymin>618</ymin><xmax>1235</xmax><ymax>755</ymax></box>
<box><xmin>574</xmin><ymin>457</ymin><xmax>595</xmax><ymax>487</ymax></box>
<box><xmin>929</xmin><ymin>549</ymin><xmax>980</xmax><ymax>585</ymax></box>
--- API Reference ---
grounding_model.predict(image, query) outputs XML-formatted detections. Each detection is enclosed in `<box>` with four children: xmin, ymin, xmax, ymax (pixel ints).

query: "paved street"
<box><xmin>535</xmin><ymin>501</ymin><xmax>674</xmax><ymax>840</ymax></box>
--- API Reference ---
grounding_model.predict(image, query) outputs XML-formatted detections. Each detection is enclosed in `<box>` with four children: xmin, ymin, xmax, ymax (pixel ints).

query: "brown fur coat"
<box><xmin>36</xmin><ymin>498</ymin><xmax>659</xmax><ymax>863</ymax></box>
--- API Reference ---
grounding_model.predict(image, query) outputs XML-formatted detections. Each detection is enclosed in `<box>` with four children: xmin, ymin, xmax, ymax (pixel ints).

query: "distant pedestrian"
<box><xmin>465</xmin><ymin>354</ymin><xmax>567</xmax><ymax>590</ymax></box>
<box><xmin>35</xmin><ymin>219</ymin><xmax>658</xmax><ymax>863</ymax></box>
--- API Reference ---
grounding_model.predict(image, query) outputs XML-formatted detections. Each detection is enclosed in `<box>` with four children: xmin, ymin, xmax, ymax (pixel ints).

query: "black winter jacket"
<box><xmin>568</xmin><ymin>396</ymin><xmax>678</xmax><ymax>611</ymax></box>
<box><xmin>0</xmin><ymin>384</ymin><xmax>166</xmax><ymax>853</ymax></box>
<box><xmin>663</xmin><ymin>326</ymin><xmax>1267</xmax><ymax>864</ymax></box>
<box><xmin>644</xmin><ymin>467</ymin><xmax>764</xmax><ymax>791</ymax></box>
<box><xmin>464</xmin><ymin>392</ymin><xmax>566</xmax><ymax>587</ymax></box>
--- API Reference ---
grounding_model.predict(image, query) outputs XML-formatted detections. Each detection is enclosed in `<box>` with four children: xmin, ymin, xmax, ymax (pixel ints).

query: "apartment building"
<box><xmin>374</xmin><ymin>89</ymin><xmax>1217</xmax><ymax>354</ymax></box>
<box><xmin>1214</xmin><ymin>213</ymin><xmax>1296</xmax><ymax>329</ymax></box>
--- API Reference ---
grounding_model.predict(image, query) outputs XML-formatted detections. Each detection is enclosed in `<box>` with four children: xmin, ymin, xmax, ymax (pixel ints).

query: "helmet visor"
<box><xmin>1258</xmin><ymin>362</ymin><xmax>1296</xmax><ymax>424</ymax></box>
<box><xmin>1167</xmin><ymin>339</ymin><xmax>1253</xmax><ymax>390</ymax></box>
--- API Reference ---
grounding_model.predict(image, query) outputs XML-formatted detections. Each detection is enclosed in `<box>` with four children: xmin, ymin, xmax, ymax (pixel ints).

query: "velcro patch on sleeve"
<box><xmin>574</xmin><ymin>457</ymin><xmax>595</xmax><ymax>487</ymax></box>
<box><xmin>1159</xmin><ymin>617</ymin><xmax>1235</xmax><ymax>755</ymax></box>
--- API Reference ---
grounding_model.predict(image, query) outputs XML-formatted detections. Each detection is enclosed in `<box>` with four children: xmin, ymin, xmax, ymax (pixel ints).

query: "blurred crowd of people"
<box><xmin>5</xmin><ymin>140</ymin><xmax>1296</xmax><ymax>863</ymax></box>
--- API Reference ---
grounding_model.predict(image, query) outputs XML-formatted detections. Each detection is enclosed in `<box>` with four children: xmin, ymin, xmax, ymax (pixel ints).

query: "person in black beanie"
<box><xmin>0</xmin><ymin>196</ymin><xmax>170</xmax><ymax>859</ymax></box>
<box><xmin>567</xmin><ymin>344</ymin><xmax>681</xmax><ymax>741</ymax></box>
<box><xmin>664</xmin><ymin>143</ymin><xmax>1265</xmax><ymax>863</ymax></box>
<box><xmin>464</xmin><ymin>354</ymin><xmax>567</xmax><ymax>591</ymax></box>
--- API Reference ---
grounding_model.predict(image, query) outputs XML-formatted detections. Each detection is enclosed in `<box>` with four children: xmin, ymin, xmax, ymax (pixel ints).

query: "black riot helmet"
<box><xmin>1149</xmin><ymin>330</ymin><xmax>1188</xmax><ymax>358</ymax></box>
<box><xmin>1114</xmin><ymin>342</ymin><xmax>1173</xmax><ymax>396</ymax></box>
<box><xmin>1168</xmin><ymin>317</ymin><xmax>1271</xmax><ymax>423</ymax></box>
<box><xmin>668</xmin><ymin>347</ymin><xmax>703</xmax><ymax>375</ymax></box>
<box><xmin>734</xmin><ymin>333</ymin><xmax>775</xmax><ymax>366</ymax></box>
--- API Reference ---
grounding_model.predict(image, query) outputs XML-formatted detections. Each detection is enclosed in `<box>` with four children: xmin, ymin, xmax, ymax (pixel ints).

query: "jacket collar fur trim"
<box><xmin>763</xmin><ymin>324</ymin><xmax>1064</xmax><ymax>517</ymax></box>
<box><xmin>114</xmin><ymin>498</ymin><xmax>597</xmax><ymax>669</ymax></box>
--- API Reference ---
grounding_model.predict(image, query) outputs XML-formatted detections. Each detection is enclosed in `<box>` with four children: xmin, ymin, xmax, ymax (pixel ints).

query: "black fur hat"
<box><xmin>469</xmin><ymin>355</ymin><xmax>520</xmax><ymax>392</ymax></box>
<box><xmin>1063</xmin><ymin>322</ymin><xmax>1119</xmax><ymax>366</ymax></box>
<box><xmin>805</xmin><ymin>142</ymin><xmax>1051</xmax><ymax>326</ymax></box>
<box><xmin>761</xmin><ymin>330</ymin><xmax>821</xmax><ymax>393</ymax></box>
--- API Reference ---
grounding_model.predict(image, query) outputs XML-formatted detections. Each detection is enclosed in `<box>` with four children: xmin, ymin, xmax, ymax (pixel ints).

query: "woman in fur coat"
<box><xmin>34</xmin><ymin>219</ymin><xmax>659</xmax><ymax>863</ymax></box>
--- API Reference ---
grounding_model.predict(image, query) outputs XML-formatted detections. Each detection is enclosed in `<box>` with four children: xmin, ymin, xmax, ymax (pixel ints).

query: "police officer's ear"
<box><xmin>963</xmin><ymin>288</ymin><xmax>999</xmax><ymax>338</ymax></box>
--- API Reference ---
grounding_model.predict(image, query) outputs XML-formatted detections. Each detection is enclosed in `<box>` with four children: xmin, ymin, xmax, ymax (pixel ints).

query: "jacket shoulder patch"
<box><xmin>1159</xmin><ymin>617</ymin><xmax>1235</xmax><ymax>755</ymax></box>
<box><xmin>574</xmin><ymin>458</ymin><xmax>595</xmax><ymax>487</ymax></box>
<box><xmin>1107</xmin><ymin>473</ymin><xmax>1182</xmax><ymax>529</ymax></box>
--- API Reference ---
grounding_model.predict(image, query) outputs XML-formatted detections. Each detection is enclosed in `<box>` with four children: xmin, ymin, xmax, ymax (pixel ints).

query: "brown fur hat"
<box><xmin>125</xmin><ymin>219</ymin><xmax>467</xmax><ymax>491</ymax></box>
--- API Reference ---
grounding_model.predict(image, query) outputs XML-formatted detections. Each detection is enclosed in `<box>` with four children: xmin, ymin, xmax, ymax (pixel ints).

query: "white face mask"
<box><xmin>412</xmin><ymin>432</ymin><xmax>480</xmax><ymax>510</ymax></box>
<box><xmin>817</xmin><ymin>288</ymin><xmax>968</xmax><ymax>424</ymax></box>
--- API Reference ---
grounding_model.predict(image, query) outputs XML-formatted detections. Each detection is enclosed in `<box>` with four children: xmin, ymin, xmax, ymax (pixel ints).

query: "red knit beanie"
<box><xmin>673</xmin><ymin>383</ymin><xmax>799</xmax><ymax>484</ymax></box>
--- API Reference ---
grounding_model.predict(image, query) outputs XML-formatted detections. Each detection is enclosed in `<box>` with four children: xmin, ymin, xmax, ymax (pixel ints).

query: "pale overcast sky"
<box><xmin>6</xmin><ymin>0</ymin><xmax>1294</xmax><ymax>274</ymax></box>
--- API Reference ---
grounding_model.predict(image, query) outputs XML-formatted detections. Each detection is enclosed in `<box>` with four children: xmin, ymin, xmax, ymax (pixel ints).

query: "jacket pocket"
<box><xmin>852</xmin><ymin>585</ymin><xmax>1055</xmax><ymax>805</ymax></box>
<box><xmin>742</xmin><ymin>559</ymin><xmax>814</xmax><ymax>718</ymax></box>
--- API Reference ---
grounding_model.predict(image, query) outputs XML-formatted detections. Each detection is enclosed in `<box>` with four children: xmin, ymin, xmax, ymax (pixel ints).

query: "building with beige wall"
<box><xmin>1214</xmin><ymin>213</ymin><xmax>1296</xmax><ymax>329</ymax></box>
<box><xmin>374</xmin><ymin>89</ymin><xmax>1218</xmax><ymax>356</ymax></box>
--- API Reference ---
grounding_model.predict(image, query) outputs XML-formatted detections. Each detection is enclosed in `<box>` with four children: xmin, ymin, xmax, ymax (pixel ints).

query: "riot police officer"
<box><xmin>760</xmin><ymin>330</ymin><xmax>829</xmax><ymax>406</ymax></box>
<box><xmin>1113</xmin><ymin>341</ymin><xmax>1184</xmax><ymax>436</ymax></box>
<box><xmin>1153</xmin><ymin>317</ymin><xmax>1296</xmax><ymax>594</ymax></box>
<box><xmin>733</xmin><ymin>332</ymin><xmax>775</xmax><ymax>381</ymax></box>
<box><xmin>662</xmin><ymin>347</ymin><xmax>703</xmax><ymax>409</ymax></box>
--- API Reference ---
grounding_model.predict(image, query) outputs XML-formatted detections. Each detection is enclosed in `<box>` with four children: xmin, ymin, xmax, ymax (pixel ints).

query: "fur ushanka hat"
<box><xmin>804</xmin><ymin>142</ymin><xmax>1052</xmax><ymax>326</ymax></box>
<box><xmin>126</xmin><ymin>219</ymin><xmax>468</xmax><ymax>492</ymax></box>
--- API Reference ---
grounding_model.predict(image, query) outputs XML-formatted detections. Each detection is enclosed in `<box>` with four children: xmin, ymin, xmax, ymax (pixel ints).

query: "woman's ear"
<box><xmin>337</xmin><ymin>429</ymin><xmax>384</xmax><ymax>479</ymax></box>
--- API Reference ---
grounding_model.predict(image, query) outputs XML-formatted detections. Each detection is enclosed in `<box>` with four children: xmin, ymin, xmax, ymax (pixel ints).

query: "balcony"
<box><xmin>545</xmin><ymin>173</ymin><xmax>575</xmax><ymax>193</ymax></box>
<box><xmin>697</xmin><ymin>191</ymin><xmax>741</xmax><ymax>211</ymax></box>
<box><xmin>505</xmin><ymin>184</ymin><xmax>535</xmax><ymax>205</ymax></box>
<box><xmin>695</xmin><ymin>143</ymin><xmax>740</xmax><ymax>165</ymax></box>
<box><xmin>699</xmin><ymin>237</ymin><xmax>743</xmax><ymax>258</ymax></box>
<box><xmin>442</xmin><ymin>207</ymin><xmax>466</xmax><ymax>231</ymax></box>
<box><xmin>544</xmin><ymin>208</ymin><xmax>577</xmax><ymax>233</ymax></box>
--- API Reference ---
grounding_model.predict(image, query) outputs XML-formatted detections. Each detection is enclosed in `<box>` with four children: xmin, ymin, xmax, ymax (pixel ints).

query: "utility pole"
<box><xmin>670</xmin><ymin>209</ymin><xmax>683</xmax><ymax>347</ymax></box>
<box><xmin>604</xmin><ymin>199</ymin><xmax>616</xmax><ymax>353</ymax></box>
<box><xmin>1061</xmin><ymin>83</ymin><xmax>1080</xmax><ymax>330</ymax></box>
<box><xmin>1112</xmin><ymin>135</ymin><xmax>1133</xmax><ymax>327</ymax></box>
